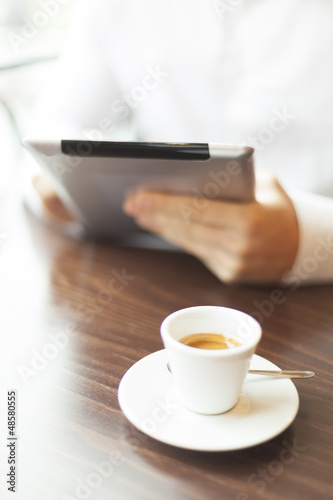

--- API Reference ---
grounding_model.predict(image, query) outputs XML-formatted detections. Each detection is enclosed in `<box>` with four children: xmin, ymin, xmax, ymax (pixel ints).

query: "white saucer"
<box><xmin>118</xmin><ymin>350</ymin><xmax>299</xmax><ymax>451</ymax></box>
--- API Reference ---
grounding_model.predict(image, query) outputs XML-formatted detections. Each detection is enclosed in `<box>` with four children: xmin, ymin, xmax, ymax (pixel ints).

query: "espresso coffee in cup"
<box><xmin>179</xmin><ymin>333</ymin><xmax>241</xmax><ymax>350</ymax></box>
<box><xmin>160</xmin><ymin>305</ymin><xmax>262</xmax><ymax>414</ymax></box>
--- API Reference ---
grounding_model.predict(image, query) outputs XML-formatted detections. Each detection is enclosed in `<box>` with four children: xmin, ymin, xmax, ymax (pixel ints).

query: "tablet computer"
<box><xmin>22</xmin><ymin>139</ymin><xmax>255</xmax><ymax>243</ymax></box>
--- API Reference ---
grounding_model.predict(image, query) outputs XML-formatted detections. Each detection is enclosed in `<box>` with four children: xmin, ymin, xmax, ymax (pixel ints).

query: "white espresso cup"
<box><xmin>160</xmin><ymin>305</ymin><xmax>262</xmax><ymax>415</ymax></box>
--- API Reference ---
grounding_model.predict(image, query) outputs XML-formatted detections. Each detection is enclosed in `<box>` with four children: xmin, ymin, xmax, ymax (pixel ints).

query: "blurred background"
<box><xmin>0</xmin><ymin>0</ymin><xmax>72</xmax><ymax>198</ymax></box>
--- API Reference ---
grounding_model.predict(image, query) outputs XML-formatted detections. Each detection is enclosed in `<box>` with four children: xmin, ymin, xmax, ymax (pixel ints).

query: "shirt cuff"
<box><xmin>281</xmin><ymin>190</ymin><xmax>333</xmax><ymax>288</ymax></box>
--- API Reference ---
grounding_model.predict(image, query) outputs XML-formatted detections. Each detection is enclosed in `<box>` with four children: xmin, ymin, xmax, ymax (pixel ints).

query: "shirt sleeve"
<box><xmin>24</xmin><ymin>0</ymin><xmax>132</xmax><ymax>140</ymax></box>
<box><xmin>282</xmin><ymin>190</ymin><xmax>333</xmax><ymax>288</ymax></box>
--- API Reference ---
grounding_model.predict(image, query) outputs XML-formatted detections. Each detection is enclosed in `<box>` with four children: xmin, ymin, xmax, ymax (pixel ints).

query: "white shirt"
<box><xmin>27</xmin><ymin>0</ymin><xmax>333</xmax><ymax>284</ymax></box>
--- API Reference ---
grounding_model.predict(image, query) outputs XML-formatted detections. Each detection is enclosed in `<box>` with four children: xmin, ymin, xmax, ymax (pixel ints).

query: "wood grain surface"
<box><xmin>0</xmin><ymin>191</ymin><xmax>332</xmax><ymax>500</ymax></box>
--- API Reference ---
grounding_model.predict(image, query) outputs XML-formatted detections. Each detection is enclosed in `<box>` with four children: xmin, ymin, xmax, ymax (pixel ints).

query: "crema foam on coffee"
<box><xmin>179</xmin><ymin>333</ymin><xmax>241</xmax><ymax>350</ymax></box>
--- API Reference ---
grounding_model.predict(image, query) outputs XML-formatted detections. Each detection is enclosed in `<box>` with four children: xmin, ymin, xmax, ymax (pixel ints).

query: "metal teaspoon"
<box><xmin>166</xmin><ymin>363</ymin><xmax>314</xmax><ymax>379</ymax></box>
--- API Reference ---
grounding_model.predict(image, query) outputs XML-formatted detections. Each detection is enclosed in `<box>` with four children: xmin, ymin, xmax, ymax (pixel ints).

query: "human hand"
<box><xmin>32</xmin><ymin>174</ymin><xmax>74</xmax><ymax>222</ymax></box>
<box><xmin>123</xmin><ymin>172</ymin><xmax>299</xmax><ymax>284</ymax></box>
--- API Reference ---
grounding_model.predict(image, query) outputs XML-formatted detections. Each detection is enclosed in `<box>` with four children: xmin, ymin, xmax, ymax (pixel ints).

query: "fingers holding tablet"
<box><xmin>123</xmin><ymin>174</ymin><xmax>299</xmax><ymax>284</ymax></box>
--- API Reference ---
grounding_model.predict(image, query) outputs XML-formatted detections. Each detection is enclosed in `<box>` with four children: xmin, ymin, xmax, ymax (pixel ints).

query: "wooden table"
<box><xmin>0</xmin><ymin>189</ymin><xmax>332</xmax><ymax>500</ymax></box>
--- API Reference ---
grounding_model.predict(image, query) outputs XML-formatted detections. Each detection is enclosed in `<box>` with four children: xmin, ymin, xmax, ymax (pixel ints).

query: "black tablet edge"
<box><xmin>61</xmin><ymin>140</ymin><xmax>210</xmax><ymax>160</ymax></box>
